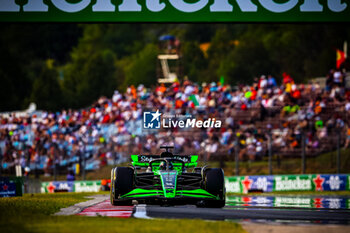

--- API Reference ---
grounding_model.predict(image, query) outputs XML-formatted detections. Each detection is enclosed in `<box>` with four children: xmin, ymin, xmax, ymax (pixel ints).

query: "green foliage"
<box><xmin>0</xmin><ymin>24</ymin><xmax>80</xmax><ymax>111</ymax></box>
<box><xmin>223</xmin><ymin>39</ymin><xmax>274</xmax><ymax>85</ymax></box>
<box><xmin>203</xmin><ymin>148</ymin><xmax>350</xmax><ymax>176</ymax></box>
<box><xmin>0</xmin><ymin>67</ymin><xmax>20</xmax><ymax>111</ymax></box>
<box><xmin>181</xmin><ymin>41</ymin><xmax>207</xmax><ymax>82</ymax></box>
<box><xmin>119</xmin><ymin>43</ymin><xmax>158</xmax><ymax>90</ymax></box>
<box><xmin>1</xmin><ymin>24</ymin><xmax>350</xmax><ymax>110</ymax></box>
<box><xmin>63</xmin><ymin>49</ymin><xmax>118</xmax><ymax>108</ymax></box>
<box><xmin>29</xmin><ymin>60</ymin><xmax>63</xmax><ymax>111</ymax></box>
<box><xmin>204</xmin><ymin>28</ymin><xmax>233</xmax><ymax>81</ymax></box>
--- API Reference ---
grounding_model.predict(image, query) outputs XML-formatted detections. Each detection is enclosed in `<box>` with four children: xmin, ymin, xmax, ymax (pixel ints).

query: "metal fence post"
<box><xmin>301</xmin><ymin>132</ymin><xmax>306</xmax><ymax>174</ymax></box>
<box><xmin>82</xmin><ymin>151</ymin><xmax>86</xmax><ymax>180</ymax></box>
<box><xmin>0</xmin><ymin>148</ymin><xmax>2</xmax><ymax>176</ymax></box>
<box><xmin>337</xmin><ymin>130</ymin><xmax>341</xmax><ymax>174</ymax></box>
<box><xmin>54</xmin><ymin>161</ymin><xmax>57</xmax><ymax>181</ymax></box>
<box><xmin>268</xmin><ymin>133</ymin><xmax>272</xmax><ymax>175</ymax></box>
<box><xmin>35</xmin><ymin>153</ymin><xmax>39</xmax><ymax>179</ymax></box>
<box><xmin>235</xmin><ymin>136</ymin><xmax>239</xmax><ymax>176</ymax></box>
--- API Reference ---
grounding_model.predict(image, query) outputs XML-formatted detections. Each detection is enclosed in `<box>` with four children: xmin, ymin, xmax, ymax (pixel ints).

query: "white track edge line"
<box><xmin>134</xmin><ymin>204</ymin><xmax>151</xmax><ymax>219</ymax></box>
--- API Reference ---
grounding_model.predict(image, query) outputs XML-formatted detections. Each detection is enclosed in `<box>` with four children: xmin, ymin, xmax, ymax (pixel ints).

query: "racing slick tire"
<box><xmin>201</xmin><ymin>168</ymin><xmax>225</xmax><ymax>208</ymax></box>
<box><xmin>110</xmin><ymin>167</ymin><xmax>134</xmax><ymax>206</ymax></box>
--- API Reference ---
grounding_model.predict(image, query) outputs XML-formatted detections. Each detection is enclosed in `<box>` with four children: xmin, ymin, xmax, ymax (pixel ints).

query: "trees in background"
<box><xmin>118</xmin><ymin>44</ymin><xmax>158</xmax><ymax>90</ymax></box>
<box><xmin>0</xmin><ymin>24</ymin><xmax>349</xmax><ymax>111</ymax></box>
<box><xmin>63</xmin><ymin>49</ymin><xmax>118</xmax><ymax>108</ymax></box>
<box><xmin>29</xmin><ymin>60</ymin><xmax>62</xmax><ymax>111</ymax></box>
<box><xmin>181</xmin><ymin>24</ymin><xmax>350</xmax><ymax>85</ymax></box>
<box><xmin>0</xmin><ymin>24</ymin><xmax>81</xmax><ymax>111</ymax></box>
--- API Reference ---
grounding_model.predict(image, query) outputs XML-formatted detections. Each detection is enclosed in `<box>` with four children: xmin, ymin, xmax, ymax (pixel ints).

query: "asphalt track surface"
<box><xmin>74</xmin><ymin>197</ymin><xmax>350</xmax><ymax>224</ymax></box>
<box><xmin>145</xmin><ymin>205</ymin><xmax>350</xmax><ymax>223</ymax></box>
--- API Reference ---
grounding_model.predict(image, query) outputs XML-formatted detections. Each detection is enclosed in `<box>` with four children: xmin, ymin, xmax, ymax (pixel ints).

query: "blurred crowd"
<box><xmin>1</xmin><ymin>69</ymin><xmax>350</xmax><ymax>176</ymax></box>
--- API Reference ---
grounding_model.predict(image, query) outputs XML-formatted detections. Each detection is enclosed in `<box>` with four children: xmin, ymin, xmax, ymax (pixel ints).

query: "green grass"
<box><xmin>25</xmin><ymin>217</ymin><xmax>246</xmax><ymax>233</ymax></box>
<box><xmin>206</xmin><ymin>148</ymin><xmax>350</xmax><ymax>176</ymax></box>
<box><xmin>0</xmin><ymin>192</ymin><xmax>92</xmax><ymax>217</ymax></box>
<box><xmin>0</xmin><ymin>193</ymin><xmax>246</xmax><ymax>233</ymax></box>
<box><xmin>227</xmin><ymin>190</ymin><xmax>350</xmax><ymax>196</ymax></box>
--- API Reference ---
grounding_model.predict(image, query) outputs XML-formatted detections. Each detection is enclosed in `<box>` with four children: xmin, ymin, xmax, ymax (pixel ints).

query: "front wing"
<box><xmin>118</xmin><ymin>188</ymin><xmax>219</xmax><ymax>204</ymax></box>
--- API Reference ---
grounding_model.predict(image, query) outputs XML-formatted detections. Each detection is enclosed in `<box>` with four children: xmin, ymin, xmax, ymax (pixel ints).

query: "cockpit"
<box><xmin>147</xmin><ymin>158</ymin><xmax>185</xmax><ymax>173</ymax></box>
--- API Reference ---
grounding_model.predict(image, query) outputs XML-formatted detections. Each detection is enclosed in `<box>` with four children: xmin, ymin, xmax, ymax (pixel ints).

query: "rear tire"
<box><xmin>203</xmin><ymin>168</ymin><xmax>225</xmax><ymax>208</ymax></box>
<box><xmin>110</xmin><ymin>167</ymin><xmax>134</xmax><ymax>206</ymax></box>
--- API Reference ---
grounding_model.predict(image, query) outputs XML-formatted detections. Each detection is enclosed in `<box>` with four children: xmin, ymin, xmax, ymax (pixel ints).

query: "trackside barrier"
<box><xmin>225</xmin><ymin>174</ymin><xmax>350</xmax><ymax>193</ymax></box>
<box><xmin>41</xmin><ymin>180</ymin><xmax>101</xmax><ymax>193</ymax></box>
<box><xmin>226</xmin><ymin>196</ymin><xmax>350</xmax><ymax>209</ymax></box>
<box><xmin>40</xmin><ymin>174</ymin><xmax>350</xmax><ymax>194</ymax></box>
<box><xmin>0</xmin><ymin>177</ymin><xmax>24</xmax><ymax>197</ymax></box>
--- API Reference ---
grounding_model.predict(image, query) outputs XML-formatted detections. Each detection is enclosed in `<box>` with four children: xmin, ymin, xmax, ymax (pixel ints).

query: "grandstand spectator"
<box><xmin>345</xmin><ymin>125</ymin><xmax>350</xmax><ymax>149</ymax></box>
<box><xmin>0</xmin><ymin>69</ymin><xmax>348</xmax><ymax>176</ymax></box>
<box><xmin>67</xmin><ymin>171</ymin><xmax>75</xmax><ymax>181</ymax></box>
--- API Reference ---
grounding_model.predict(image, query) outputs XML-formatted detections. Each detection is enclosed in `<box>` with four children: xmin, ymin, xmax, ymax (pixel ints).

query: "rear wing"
<box><xmin>131</xmin><ymin>154</ymin><xmax>198</xmax><ymax>168</ymax></box>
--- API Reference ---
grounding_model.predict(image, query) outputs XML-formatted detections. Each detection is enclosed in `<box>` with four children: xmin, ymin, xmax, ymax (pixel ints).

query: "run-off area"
<box><xmin>74</xmin><ymin>195</ymin><xmax>350</xmax><ymax>224</ymax></box>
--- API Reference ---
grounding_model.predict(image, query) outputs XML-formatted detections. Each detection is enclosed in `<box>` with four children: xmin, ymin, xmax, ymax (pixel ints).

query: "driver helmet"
<box><xmin>159</xmin><ymin>162</ymin><xmax>166</xmax><ymax>170</ymax></box>
<box><xmin>168</xmin><ymin>162</ymin><xmax>174</xmax><ymax>170</ymax></box>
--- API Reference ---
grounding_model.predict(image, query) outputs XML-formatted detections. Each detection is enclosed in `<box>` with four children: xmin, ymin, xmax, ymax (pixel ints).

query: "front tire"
<box><xmin>110</xmin><ymin>167</ymin><xmax>134</xmax><ymax>206</ymax></box>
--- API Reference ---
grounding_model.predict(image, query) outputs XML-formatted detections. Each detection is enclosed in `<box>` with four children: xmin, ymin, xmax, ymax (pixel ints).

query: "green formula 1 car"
<box><xmin>110</xmin><ymin>146</ymin><xmax>225</xmax><ymax>208</ymax></box>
